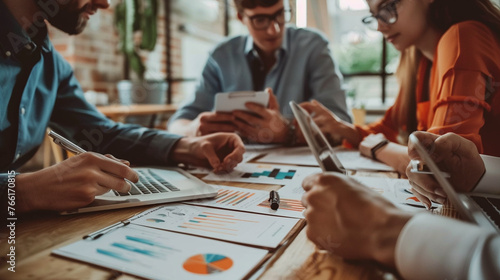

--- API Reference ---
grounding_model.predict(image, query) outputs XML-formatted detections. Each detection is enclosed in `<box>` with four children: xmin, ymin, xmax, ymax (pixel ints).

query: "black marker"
<box><xmin>269</xmin><ymin>190</ymin><xmax>280</xmax><ymax>210</ymax></box>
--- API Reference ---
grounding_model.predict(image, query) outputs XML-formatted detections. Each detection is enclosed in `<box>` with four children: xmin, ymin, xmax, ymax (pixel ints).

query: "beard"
<box><xmin>37</xmin><ymin>1</ymin><xmax>92</xmax><ymax>35</ymax></box>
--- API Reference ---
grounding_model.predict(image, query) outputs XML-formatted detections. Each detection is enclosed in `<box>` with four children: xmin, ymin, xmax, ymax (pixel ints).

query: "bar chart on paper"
<box><xmin>53</xmin><ymin>224</ymin><xmax>268</xmax><ymax>280</ymax></box>
<box><xmin>203</xmin><ymin>163</ymin><xmax>321</xmax><ymax>185</ymax></box>
<box><xmin>184</xmin><ymin>185</ymin><xmax>305</xmax><ymax>218</ymax></box>
<box><xmin>178</xmin><ymin>211</ymin><xmax>259</xmax><ymax>236</ymax></box>
<box><xmin>242</xmin><ymin>168</ymin><xmax>296</xmax><ymax>180</ymax></box>
<box><xmin>131</xmin><ymin>204</ymin><xmax>300</xmax><ymax>248</ymax></box>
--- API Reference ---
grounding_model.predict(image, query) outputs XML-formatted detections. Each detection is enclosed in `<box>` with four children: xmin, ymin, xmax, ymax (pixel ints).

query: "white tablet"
<box><xmin>214</xmin><ymin>91</ymin><xmax>269</xmax><ymax>112</ymax></box>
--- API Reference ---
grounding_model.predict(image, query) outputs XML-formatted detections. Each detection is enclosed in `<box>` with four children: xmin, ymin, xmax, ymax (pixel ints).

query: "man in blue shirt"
<box><xmin>168</xmin><ymin>0</ymin><xmax>351</xmax><ymax>144</ymax></box>
<box><xmin>0</xmin><ymin>0</ymin><xmax>244</xmax><ymax>213</ymax></box>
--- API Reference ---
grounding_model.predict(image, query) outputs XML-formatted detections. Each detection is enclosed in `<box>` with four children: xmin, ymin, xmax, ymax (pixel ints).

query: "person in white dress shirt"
<box><xmin>301</xmin><ymin>131</ymin><xmax>500</xmax><ymax>280</ymax></box>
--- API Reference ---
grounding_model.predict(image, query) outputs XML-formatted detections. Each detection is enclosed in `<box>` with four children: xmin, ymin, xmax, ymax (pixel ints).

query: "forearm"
<box><xmin>168</xmin><ymin>119</ymin><xmax>198</xmax><ymax>137</ymax></box>
<box><xmin>339</xmin><ymin>121</ymin><xmax>363</xmax><ymax>147</ymax></box>
<box><xmin>372</xmin><ymin>209</ymin><xmax>412</xmax><ymax>268</ymax></box>
<box><xmin>375</xmin><ymin>142</ymin><xmax>410</xmax><ymax>174</ymax></box>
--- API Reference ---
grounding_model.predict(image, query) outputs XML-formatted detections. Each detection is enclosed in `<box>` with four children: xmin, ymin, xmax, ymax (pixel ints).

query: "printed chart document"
<box><xmin>131</xmin><ymin>204</ymin><xmax>300</xmax><ymax>248</ymax></box>
<box><xmin>185</xmin><ymin>185</ymin><xmax>305</xmax><ymax>219</ymax></box>
<box><xmin>256</xmin><ymin>147</ymin><xmax>319</xmax><ymax>166</ymax></box>
<box><xmin>350</xmin><ymin>176</ymin><xmax>439</xmax><ymax>211</ymax></box>
<box><xmin>203</xmin><ymin>163</ymin><xmax>321</xmax><ymax>186</ymax></box>
<box><xmin>53</xmin><ymin>224</ymin><xmax>268</xmax><ymax>280</ymax></box>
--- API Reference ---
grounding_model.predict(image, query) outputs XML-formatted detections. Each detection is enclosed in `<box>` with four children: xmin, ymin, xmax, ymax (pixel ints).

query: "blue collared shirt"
<box><xmin>0</xmin><ymin>3</ymin><xmax>182</xmax><ymax>196</ymax></box>
<box><xmin>169</xmin><ymin>26</ymin><xmax>351</xmax><ymax>124</ymax></box>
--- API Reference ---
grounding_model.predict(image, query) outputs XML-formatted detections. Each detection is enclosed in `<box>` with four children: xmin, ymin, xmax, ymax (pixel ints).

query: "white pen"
<box><xmin>48</xmin><ymin>130</ymin><xmax>87</xmax><ymax>155</ymax></box>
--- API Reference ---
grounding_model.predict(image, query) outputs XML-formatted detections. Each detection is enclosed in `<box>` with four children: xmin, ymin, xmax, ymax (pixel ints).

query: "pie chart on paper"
<box><xmin>183</xmin><ymin>253</ymin><xmax>233</xmax><ymax>274</ymax></box>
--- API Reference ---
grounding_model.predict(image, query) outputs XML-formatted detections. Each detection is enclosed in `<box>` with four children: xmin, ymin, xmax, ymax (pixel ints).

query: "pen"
<box><xmin>48</xmin><ymin>130</ymin><xmax>87</xmax><ymax>155</ymax></box>
<box><xmin>269</xmin><ymin>190</ymin><xmax>280</xmax><ymax>210</ymax></box>
<box><xmin>84</xmin><ymin>220</ymin><xmax>130</xmax><ymax>240</ymax></box>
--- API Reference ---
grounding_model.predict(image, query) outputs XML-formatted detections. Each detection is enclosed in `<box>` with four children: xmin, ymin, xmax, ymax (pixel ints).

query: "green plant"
<box><xmin>334</xmin><ymin>39</ymin><xmax>400</xmax><ymax>75</ymax></box>
<box><xmin>114</xmin><ymin>0</ymin><xmax>158</xmax><ymax>80</ymax></box>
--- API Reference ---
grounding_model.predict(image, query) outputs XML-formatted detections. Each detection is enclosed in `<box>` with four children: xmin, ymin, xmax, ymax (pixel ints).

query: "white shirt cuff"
<box><xmin>473</xmin><ymin>155</ymin><xmax>500</xmax><ymax>195</ymax></box>
<box><xmin>395</xmin><ymin>213</ymin><xmax>486</xmax><ymax>280</ymax></box>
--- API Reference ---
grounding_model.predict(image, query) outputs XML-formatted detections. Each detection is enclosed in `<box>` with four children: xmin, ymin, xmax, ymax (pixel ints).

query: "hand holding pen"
<box><xmin>13</xmin><ymin>131</ymin><xmax>138</xmax><ymax>212</ymax></box>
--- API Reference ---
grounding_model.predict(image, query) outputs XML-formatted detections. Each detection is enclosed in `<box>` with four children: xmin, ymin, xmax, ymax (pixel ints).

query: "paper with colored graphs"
<box><xmin>350</xmin><ymin>176</ymin><xmax>439</xmax><ymax>211</ymax></box>
<box><xmin>203</xmin><ymin>163</ymin><xmax>321</xmax><ymax>186</ymax></box>
<box><xmin>184</xmin><ymin>185</ymin><xmax>305</xmax><ymax>219</ymax></box>
<box><xmin>53</xmin><ymin>224</ymin><xmax>268</xmax><ymax>280</ymax></box>
<box><xmin>130</xmin><ymin>204</ymin><xmax>300</xmax><ymax>248</ymax></box>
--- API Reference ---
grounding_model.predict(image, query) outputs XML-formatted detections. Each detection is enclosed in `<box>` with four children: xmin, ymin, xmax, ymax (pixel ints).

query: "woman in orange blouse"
<box><xmin>302</xmin><ymin>0</ymin><xmax>500</xmax><ymax>176</ymax></box>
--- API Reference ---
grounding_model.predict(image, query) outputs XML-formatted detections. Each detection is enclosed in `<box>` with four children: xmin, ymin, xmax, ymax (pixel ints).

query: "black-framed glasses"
<box><xmin>244</xmin><ymin>8</ymin><xmax>292</xmax><ymax>30</ymax></box>
<box><xmin>362</xmin><ymin>0</ymin><xmax>401</xmax><ymax>30</ymax></box>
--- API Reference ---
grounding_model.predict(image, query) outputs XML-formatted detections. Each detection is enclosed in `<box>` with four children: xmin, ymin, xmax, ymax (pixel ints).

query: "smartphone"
<box><xmin>214</xmin><ymin>91</ymin><xmax>269</xmax><ymax>112</ymax></box>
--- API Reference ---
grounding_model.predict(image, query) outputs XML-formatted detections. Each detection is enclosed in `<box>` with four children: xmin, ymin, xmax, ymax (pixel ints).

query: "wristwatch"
<box><xmin>371</xmin><ymin>139</ymin><xmax>389</xmax><ymax>161</ymax></box>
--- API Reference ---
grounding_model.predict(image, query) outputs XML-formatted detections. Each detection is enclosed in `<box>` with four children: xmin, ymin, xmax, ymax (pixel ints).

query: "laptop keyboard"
<box><xmin>114</xmin><ymin>169</ymin><xmax>180</xmax><ymax>196</ymax></box>
<box><xmin>470</xmin><ymin>196</ymin><xmax>500</xmax><ymax>228</ymax></box>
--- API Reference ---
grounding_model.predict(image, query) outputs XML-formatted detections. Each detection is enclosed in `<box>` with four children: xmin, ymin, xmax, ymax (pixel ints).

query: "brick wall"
<box><xmin>48</xmin><ymin>0</ymin><xmax>227</xmax><ymax>104</ymax></box>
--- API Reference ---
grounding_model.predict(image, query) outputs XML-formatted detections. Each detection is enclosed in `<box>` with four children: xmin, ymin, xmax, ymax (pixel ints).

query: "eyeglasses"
<box><xmin>362</xmin><ymin>0</ymin><xmax>401</xmax><ymax>30</ymax></box>
<box><xmin>244</xmin><ymin>8</ymin><xmax>292</xmax><ymax>30</ymax></box>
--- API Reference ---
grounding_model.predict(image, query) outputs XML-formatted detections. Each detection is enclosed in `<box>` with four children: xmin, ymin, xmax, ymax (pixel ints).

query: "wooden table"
<box><xmin>96</xmin><ymin>104</ymin><xmax>177</xmax><ymax>127</ymax></box>
<box><xmin>0</xmin><ymin>163</ymin><xmax>436</xmax><ymax>280</ymax></box>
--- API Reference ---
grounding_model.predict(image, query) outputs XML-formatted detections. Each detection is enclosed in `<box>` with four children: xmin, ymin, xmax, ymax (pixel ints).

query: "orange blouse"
<box><xmin>357</xmin><ymin>21</ymin><xmax>500</xmax><ymax>156</ymax></box>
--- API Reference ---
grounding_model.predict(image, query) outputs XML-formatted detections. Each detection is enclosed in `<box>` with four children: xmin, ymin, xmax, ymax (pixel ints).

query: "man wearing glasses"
<box><xmin>168</xmin><ymin>0</ymin><xmax>351</xmax><ymax>145</ymax></box>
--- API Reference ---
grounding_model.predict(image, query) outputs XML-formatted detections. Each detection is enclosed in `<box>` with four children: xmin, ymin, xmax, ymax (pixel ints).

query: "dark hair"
<box><xmin>233</xmin><ymin>0</ymin><xmax>280</xmax><ymax>14</ymax></box>
<box><xmin>428</xmin><ymin>0</ymin><xmax>500</xmax><ymax>35</ymax></box>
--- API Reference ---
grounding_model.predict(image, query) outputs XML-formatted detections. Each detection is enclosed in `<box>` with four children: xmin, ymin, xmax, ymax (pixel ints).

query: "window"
<box><xmin>339</xmin><ymin>0</ymin><xmax>367</xmax><ymax>11</ymax></box>
<box><xmin>329</xmin><ymin>0</ymin><xmax>400</xmax><ymax>109</ymax></box>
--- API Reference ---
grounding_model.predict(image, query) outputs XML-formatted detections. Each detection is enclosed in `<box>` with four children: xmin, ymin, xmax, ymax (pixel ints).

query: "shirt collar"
<box><xmin>244</xmin><ymin>26</ymin><xmax>289</xmax><ymax>58</ymax></box>
<box><xmin>0</xmin><ymin>1</ymin><xmax>52</xmax><ymax>60</ymax></box>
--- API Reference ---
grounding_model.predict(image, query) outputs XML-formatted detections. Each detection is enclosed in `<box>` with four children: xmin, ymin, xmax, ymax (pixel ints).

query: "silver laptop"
<box><xmin>63</xmin><ymin>167</ymin><xmax>217</xmax><ymax>214</ymax></box>
<box><xmin>410</xmin><ymin>133</ymin><xmax>500</xmax><ymax>233</ymax></box>
<box><xmin>289</xmin><ymin>101</ymin><xmax>345</xmax><ymax>173</ymax></box>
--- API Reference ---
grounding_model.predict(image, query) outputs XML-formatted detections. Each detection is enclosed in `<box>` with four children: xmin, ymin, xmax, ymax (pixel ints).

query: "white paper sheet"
<box><xmin>131</xmin><ymin>204</ymin><xmax>300</xmax><ymax>248</ymax></box>
<box><xmin>183</xmin><ymin>151</ymin><xmax>265</xmax><ymax>175</ymax></box>
<box><xmin>255</xmin><ymin>146</ymin><xmax>395</xmax><ymax>171</ymax></box>
<box><xmin>53</xmin><ymin>224</ymin><xmax>268</xmax><ymax>280</ymax></box>
<box><xmin>244</xmin><ymin>144</ymin><xmax>281</xmax><ymax>151</ymax></box>
<box><xmin>203</xmin><ymin>163</ymin><xmax>321</xmax><ymax>186</ymax></box>
<box><xmin>256</xmin><ymin>147</ymin><xmax>319</xmax><ymax>166</ymax></box>
<box><xmin>184</xmin><ymin>185</ymin><xmax>305</xmax><ymax>219</ymax></box>
<box><xmin>335</xmin><ymin>148</ymin><xmax>395</xmax><ymax>171</ymax></box>
<box><xmin>350</xmin><ymin>176</ymin><xmax>439</xmax><ymax>211</ymax></box>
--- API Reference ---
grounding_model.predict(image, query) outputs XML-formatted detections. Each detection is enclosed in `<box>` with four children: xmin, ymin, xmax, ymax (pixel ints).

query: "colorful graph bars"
<box><xmin>214</xmin><ymin>189</ymin><xmax>255</xmax><ymax>206</ymax></box>
<box><xmin>242</xmin><ymin>168</ymin><xmax>296</xmax><ymax>180</ymax></box>
<box><xmin>178</xmin><ymin>211</ymin><xmax>258</xmax><ymax>236</ymax></box>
